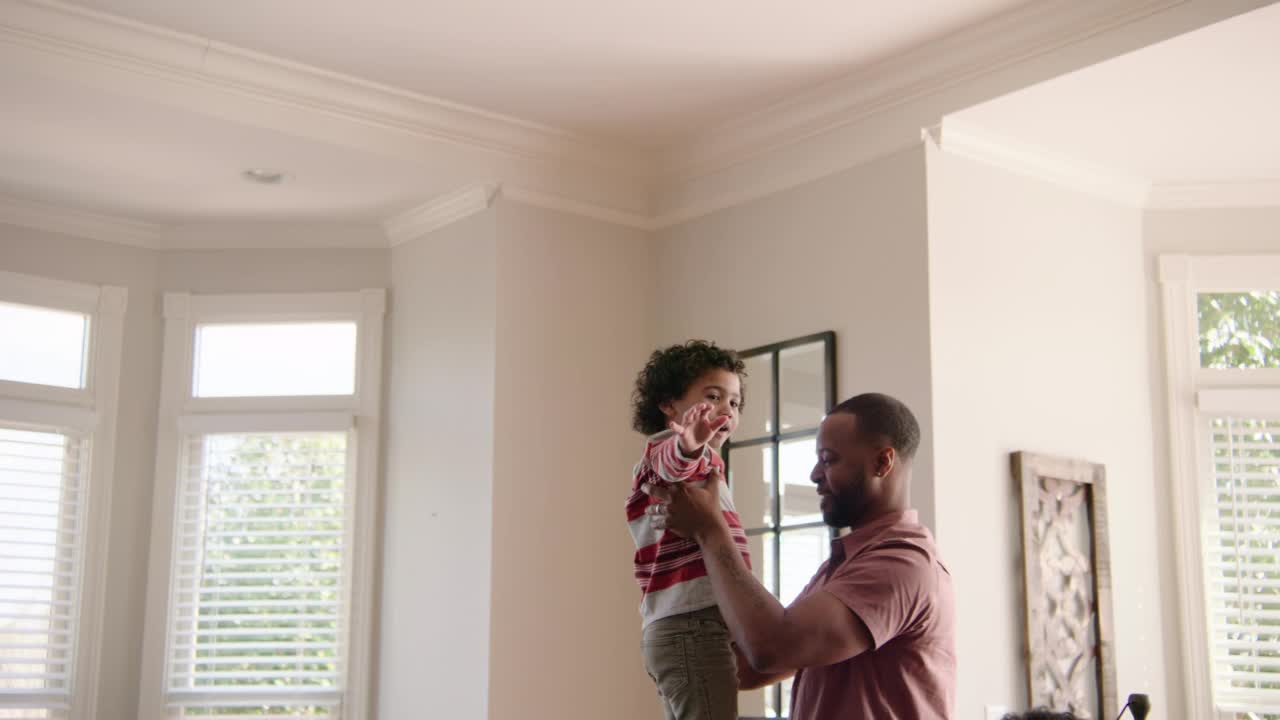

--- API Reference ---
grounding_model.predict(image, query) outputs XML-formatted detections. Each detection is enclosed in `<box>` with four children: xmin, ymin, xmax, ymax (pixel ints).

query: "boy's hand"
<box><xmin>669</xmin><ymin>402</ymin><xmax>730</xmax><ymax>457</ymax></box>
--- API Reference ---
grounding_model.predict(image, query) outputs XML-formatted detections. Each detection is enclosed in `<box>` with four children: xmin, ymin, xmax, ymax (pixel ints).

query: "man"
<box><xmin>646</xmin><ymin>393</ymin><xmax>955</xmax><ymax>719</ymax></box>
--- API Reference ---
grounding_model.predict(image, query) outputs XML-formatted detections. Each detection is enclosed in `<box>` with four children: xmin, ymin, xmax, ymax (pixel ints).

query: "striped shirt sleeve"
<box><xmin>644</xmin><ymin>431</ymin><xmax>709</xmax><ymax>484</ymax></box>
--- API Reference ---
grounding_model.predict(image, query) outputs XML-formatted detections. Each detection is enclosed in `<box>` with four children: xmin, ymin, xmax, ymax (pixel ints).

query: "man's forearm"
<box><xmin>697</xmin><ymin>524</ymin><xmax>789</xmax><ymax>671</ymax></box>
<box><xmin>734</xmin><ymin>644</ymin><xmax>795</xmax><ymax>690</ymax></box>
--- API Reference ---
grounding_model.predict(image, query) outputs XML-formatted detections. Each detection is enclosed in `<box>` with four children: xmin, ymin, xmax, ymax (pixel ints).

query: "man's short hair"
<box><xmin>830</xmin><ymin>393</ymin><xmax>921</xmax><ymax>460</ymax></box>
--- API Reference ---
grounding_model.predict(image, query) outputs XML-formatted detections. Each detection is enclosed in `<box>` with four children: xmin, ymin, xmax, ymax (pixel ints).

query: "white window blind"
<box><xmin>0</xmin><ymin>425</ymin><xmax>90</xmax><ymax>719</ymax></box>
<box><xmin>1206</xmin><ymin>417</ymin><xmax>1280</xmax><ymax>715</ymax></box>
<box><xmin>166</xmin><ymin>432</ymin><xmax>350</xmax><ymax>719</ymax></box>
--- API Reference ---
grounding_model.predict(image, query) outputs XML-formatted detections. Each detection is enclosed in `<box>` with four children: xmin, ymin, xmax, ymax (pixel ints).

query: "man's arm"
<box><xmin>734</xmin><ymin>643</ymin><xmax>794</xmax><ymax>690</ymax></box>
<box><xmin>647</xmin><ymin>474</ymin><xmax>873</xmax><ymax>674</ymax></box>
<box><xmin>697</xmin><ymin>520</ymin><xmax>872</xmax><ymax>673</ymax></box>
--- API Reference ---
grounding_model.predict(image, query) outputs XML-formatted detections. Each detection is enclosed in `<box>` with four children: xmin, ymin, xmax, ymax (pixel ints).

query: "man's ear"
<box><xmin>874</xmin><ymin>446</ymin><xmax>896</xmax><ymax>478</ymax></box>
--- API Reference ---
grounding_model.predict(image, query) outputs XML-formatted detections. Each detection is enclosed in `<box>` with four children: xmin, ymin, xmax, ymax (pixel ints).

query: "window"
<box><xmin>1160</xmin><ymin>256</ymin><xmax>1280</xmax><ymax>720</ymax></box>
<box><xmin>139</xmin><ymin>291</ymin><xmax>385</xmax><ymax>720</ymax></box>
<box><xmin>0</xmin><ymin>302</ymin><xmax>89</xmax><ymax>389</ymax></box>
<box><xmin>1199</xmin><ymin>292</ymin><xmax>1280</xmax><ymax>370</ymax></box>
<box><xmin>724</xmin><ymin>332</ymin><xmax>835</xmax><ymax>719</ymax></box>
<box><xmin>0</xmin><ymin>270</ymin><xmax>127</xmax><ymax>720</ymax></box>
<box><xmin>193</xmin><ymin>322</ymin><xmax>357</xmax><ymax>398</ymax></box>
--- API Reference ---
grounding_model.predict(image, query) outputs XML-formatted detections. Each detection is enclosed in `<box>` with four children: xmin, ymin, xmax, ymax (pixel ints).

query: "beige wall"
<box><xmin>1140</xmin><ymin>205</ymin><xmax>1280</xmax><ymax>713</ymax></box>
<box><xmin>379</xmin><ymin>210</ymin><xmax>498</xmax><ymax>719</ymax></box>
<box><xmin>653</xmin><ymin>146</ymin><xmax>937</xmax><ymax>530</ymax></box>
<box><xmin>926</xmin><ymin>147</ymin><xmax>1169</xmax><ymax>719</ymax></box>
<box><xmin>487</xmin><ymin>200</ymin><xmax>657</xmax><ymax>719</ymax></box>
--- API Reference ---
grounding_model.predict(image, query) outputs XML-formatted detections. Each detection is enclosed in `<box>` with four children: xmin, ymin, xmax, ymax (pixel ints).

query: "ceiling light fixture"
<box><xmin>242</xmin><ymin>168</ymin><xmax>289</xmax><ymax>185</ymax></box>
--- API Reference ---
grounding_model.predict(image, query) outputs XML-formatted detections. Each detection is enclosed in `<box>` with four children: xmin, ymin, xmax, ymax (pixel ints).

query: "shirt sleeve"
<box><xmin>643</xmin><ymin>431</ymin><xmax>710</xmax><ymax>484</ymax></box>
<box><xmin>818</xmin><ymin>542</ymin><xmax>935</xmax><ymax>650</ymax></box>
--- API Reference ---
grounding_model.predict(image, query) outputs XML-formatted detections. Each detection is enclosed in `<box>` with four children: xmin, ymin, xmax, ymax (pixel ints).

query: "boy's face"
<box><xmin>662</xmin><ymin>368</ymin><xmax>742</xmax><ymax>449</ymax></box>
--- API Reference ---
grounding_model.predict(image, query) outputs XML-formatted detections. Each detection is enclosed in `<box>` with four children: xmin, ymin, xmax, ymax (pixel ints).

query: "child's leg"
<box><xmin>642</xmin><ymin>608</ymin><xmax>738</xmax><ymax>720</ymax></box>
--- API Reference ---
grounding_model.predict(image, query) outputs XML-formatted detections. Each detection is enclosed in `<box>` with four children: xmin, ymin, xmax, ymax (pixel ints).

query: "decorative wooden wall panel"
<box><xmin>1013</xmin><ymin>452</ymin><xmax>1117</xmax><ymax>720</ymax></box>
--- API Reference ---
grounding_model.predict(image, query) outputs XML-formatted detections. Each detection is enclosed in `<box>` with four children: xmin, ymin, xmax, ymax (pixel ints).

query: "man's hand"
<box><xmin>669</xmin><ymin>402</ymin><xmax>730</xmax><ymax>457</ymax></box>
<box><xmin>643</xmin><ymin>466</ymin><xmax>729</xmax><ymax>542</ymax></box>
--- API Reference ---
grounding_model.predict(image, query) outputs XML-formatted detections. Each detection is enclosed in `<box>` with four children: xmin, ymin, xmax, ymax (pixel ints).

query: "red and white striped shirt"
<box><xmin>625</xmin><ymin>431</ymin><xmax>751</xmax><ymax>627</ymax></box>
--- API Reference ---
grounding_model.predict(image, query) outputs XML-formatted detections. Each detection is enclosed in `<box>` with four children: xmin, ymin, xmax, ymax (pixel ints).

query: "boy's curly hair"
<box><xmin>631</xmin><ymin>340</ymin><xmax>746</xmax><ymax>435</ymax></box>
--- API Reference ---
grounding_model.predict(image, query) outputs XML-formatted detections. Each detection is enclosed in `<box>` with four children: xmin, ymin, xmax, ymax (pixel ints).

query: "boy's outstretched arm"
<box><xmin>646</xmin><ymin>402</ymin><xmax>728</xmax><ymax>483</ymax></box>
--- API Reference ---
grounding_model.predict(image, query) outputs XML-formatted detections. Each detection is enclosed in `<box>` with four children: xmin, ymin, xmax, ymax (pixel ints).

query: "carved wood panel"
<box><xmin>1013</xmin><ymin>452</ymin><xmax>1117</xmax><ymax>720</ymax></box>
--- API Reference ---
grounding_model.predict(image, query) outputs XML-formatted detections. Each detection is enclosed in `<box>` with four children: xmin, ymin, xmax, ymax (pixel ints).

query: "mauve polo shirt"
<box><xmin>790</xmin><ymin>510</ymin><xmax>956</xmax><ymax>720</ymax></box>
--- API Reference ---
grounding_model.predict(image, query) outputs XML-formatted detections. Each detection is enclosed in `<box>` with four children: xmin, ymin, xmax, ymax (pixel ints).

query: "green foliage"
<box><xmin>1199</xmin><ymin>292</ymin><xmax>1280</xmax><ymax>369</ymax></box>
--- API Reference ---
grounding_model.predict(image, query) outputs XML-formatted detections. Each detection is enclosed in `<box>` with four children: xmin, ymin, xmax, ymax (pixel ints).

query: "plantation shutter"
<box><xmin>0</xmin><ymin>424</ymin><xmax>90</xmax><ymax>719</ymax></box>
<box><xmin>165</xmin><ymin>432</ymin><xmax>350</xmax><ymax>718</ymax></box>
<box><xmin>1205</xmin><ymin>416</ymin><xmax>1280</xmax><ymax>714</ymax></box>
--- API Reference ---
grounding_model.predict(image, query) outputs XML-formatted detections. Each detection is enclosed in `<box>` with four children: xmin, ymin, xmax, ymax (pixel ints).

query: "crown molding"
<box><xmin>498</xmin><ymin>186</ymin><xmax>655</xmax><ymax>230</ymax></box>
<box><xmin>648</xmin><ymin>0</ymin><xmax>1273</xmax><ymax>226</ymax></box>
<box><xmin>386</xmin><ymin>183</ymin><xmax>656</xmax><ymax>241</ymax></box>
<box><xmin>0</xmin><ymin>0</ymin><xmax>651</xmax><ymax>179</ymax></box>
<box><xmin>0</xmin><ymin>193</ymin><xmax>168</xmax><ymax>248</ymax></box>
<box><xmin>1146</xmin><ymin>180</ymin><xmax>1280</xmax><ymax>209</ymax></box>
<box><xmin>934</xmin><ymin>122</ymin><xmax>1280</xmax><ymax>211</ymax></box>
<box><xmin>164</xmin><ymin>222</ymin><xmax>391</xmax><ymax>250</ymax></box>
<box><xmin>383</xmin><ymin>183</ymin><xmax>499</xmax><ymax>246</ymax></box>
<box><xmin>933</xmin><ymin>122</ymin><xmax>1151</xmax><ymax>206</ymax></box>
<box><xmin>660</xmin><ymin>0</ymin><xmax>1187</xmax><ymax>183</ymax></box>
<box><xmin>0</xmin><ymin>183</ymin><xmax>651</xmax><ymax>250</ymax></box>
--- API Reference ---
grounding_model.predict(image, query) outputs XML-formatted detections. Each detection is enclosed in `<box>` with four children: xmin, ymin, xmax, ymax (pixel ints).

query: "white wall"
<box><xmin>379</xmin><ymin>210</ymin><xmax>498</xmax><ymax>720</ymax></box>
<box><xmin>1140</xmin><ymin>205</ymin><xmax>1280</xmax><ymax>712</ymax></box>
<box><xmin>926</xmin><ymin>147</ymin><xmax>1168</xmax><ymax>718</ymax></box>
<box><xmin>487</xmin><ymin>200</ymin><xmax>657</xmax><ymax>719</ymax></box>
<box><xmin>653</xmin><ymin>146</ymin><xmax>937</xmax><ymax>530</ymax></box>
<box><xmin>0</xmin><ymin>224</ymin><xmax>161</xmax><ymax>720</ymax></box>
<box><xmin>377</xmin><ymin>201</ymin><xmax>659</xmax><ymax>720</ymax></box>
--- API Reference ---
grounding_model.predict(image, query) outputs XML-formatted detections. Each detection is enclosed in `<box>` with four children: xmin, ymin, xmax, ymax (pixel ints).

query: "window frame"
<box><xmin>137</xmin><ymin>290</ymin><xmax>385</xmax><ymax>720</ymax></box>
<box><xmin>724</xmin><ymin>330</ymin><xmax>836</xmax><ymax>719</ymax></box>
<box><xmin>1158</xmin><ymin>254</ymin><xmax>1280</xmax><ymax>719</ymax></box>
<box><xmin>0</xmin><ymin>269</ymin><xmax>128</xmax><ymax>720</ymax></box>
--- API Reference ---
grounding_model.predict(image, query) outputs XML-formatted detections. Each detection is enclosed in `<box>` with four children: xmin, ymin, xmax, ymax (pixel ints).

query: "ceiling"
<box><xmin>945</xmin><ymin>2</ymin><xmax>1280</xmax><ymax>191</ymax></box>
<box><xmin>0</xmin><ymin>70</ymin><xmax>448</xmax><ymax>224</ymax></box>
<box><xmin>60</xmin><ymin>0</ymin><xmax>1030</xmax><ymax>146</ymax></box>
<box><xmin>0</xmin><ymin>0</ymin><xmax>1275</xmax><ymax>245</ymax></box>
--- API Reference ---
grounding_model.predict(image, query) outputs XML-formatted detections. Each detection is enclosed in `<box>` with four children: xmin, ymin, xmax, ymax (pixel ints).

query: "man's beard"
<box><xmin>822</xmin><ymin>467</ymin><xmax>865</xmax><ymax>529</ymax></box>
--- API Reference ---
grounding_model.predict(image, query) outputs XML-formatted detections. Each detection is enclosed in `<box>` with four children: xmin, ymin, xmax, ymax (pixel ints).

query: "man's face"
<box><xmin>810</xmin><ymin>413</ymin><xmax>881</xmax><ymax>528</ymax></box>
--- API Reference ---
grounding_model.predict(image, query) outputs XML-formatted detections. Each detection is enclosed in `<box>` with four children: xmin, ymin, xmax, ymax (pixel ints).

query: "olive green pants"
<box><xmin>641</xmin><ymin>607</ymin><xmax>738</xmax><ymax>720</ymax></box>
